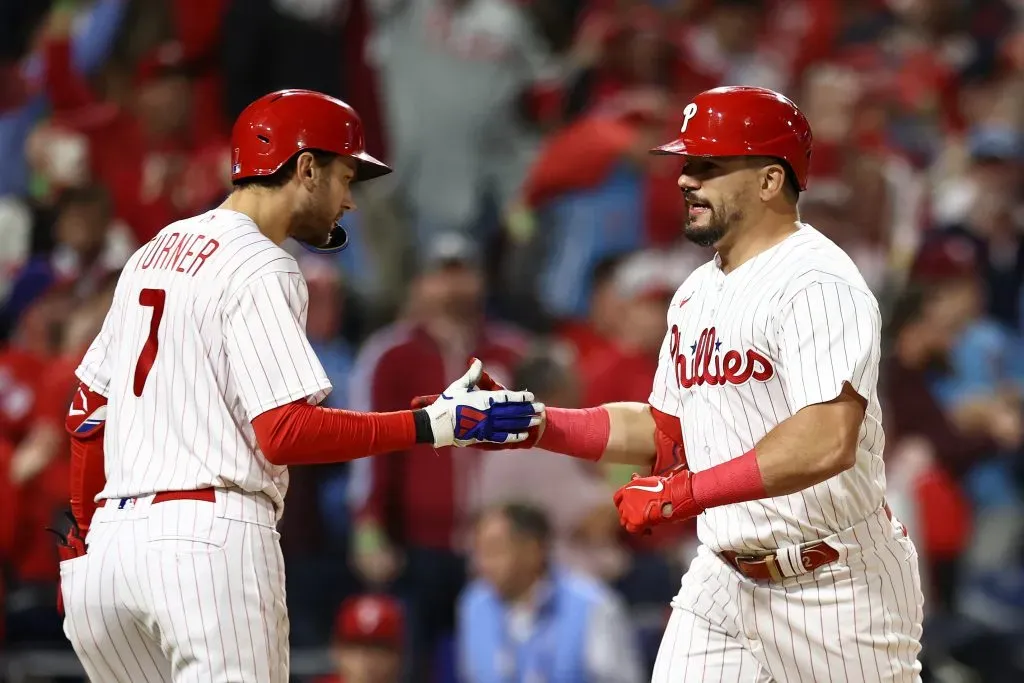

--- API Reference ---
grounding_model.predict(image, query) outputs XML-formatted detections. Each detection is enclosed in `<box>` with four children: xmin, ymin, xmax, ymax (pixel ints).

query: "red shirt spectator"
<box><xmin>0</xmin><ymin>346</ymin><xmax>45</xmax><ymax>446</ymax></box>
<box><xmin>351</xmin><ymin>321</ymin><xmax>527</xmax><ymax>550</ymax></box>
<box><xmin>42</xmin><ymin>38</ymin><xmax>230</xmax><ymax>243</ymax></box>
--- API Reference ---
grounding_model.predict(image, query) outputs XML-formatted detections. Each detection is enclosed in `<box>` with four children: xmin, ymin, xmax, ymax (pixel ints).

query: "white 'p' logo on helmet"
<box><xmin>680</xmin><ymin>103</ymin><xmax>698</xmax><ymax>133</ymax></box>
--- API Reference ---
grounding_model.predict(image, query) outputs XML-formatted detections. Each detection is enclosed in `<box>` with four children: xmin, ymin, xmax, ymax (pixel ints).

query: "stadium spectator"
<box><xmin>315</xmin><ymin>594</ymin><xmax>406</xmax><ymax>683</ymax></box>
<box><xmin>1</xmin><ymin>185</ymin><xmax>132</xmax><ymax>337</ymax></box>
<box><xmin>582</xmin><ymin>247</ymin><xmax>698</xmax><ymax>407</ymax></box>
<box><xmin>42</xmin><ymin>31</ymin><xmax>231</xmax><ymax>243</ymax></box>
<box><xmin>883</xmin><ymin>271</ymin><xmax>1023</xmax><ymax>609</ymax></box>
<box><xmin>935</xmin><ymin>126</ymin><xmax>1024</xmax><ymax>329</ymax></box>
<box><xmin>476</xmin><ymin>342</ymin><xmax>629</xmax><ymax>582</ymax></box>
<box><xmin>366</xmin><ymin>0</ymin><xmax>560</xmax><ymax>247</ymax></box>
<box><xmin>458</xmin><ymin>502</ymin><xmax>643</xmax><ymax>683</ymax></box>
<box><xmin>347</xmin><ymin>232</ymin><xmax>529</xmax><ymax>679</ymax></box>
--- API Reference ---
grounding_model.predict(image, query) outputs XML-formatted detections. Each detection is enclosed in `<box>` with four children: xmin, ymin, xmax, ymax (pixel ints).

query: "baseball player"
<box><xmin>451</xmin><ymin>87</ymin><xmax>925</xmax><ymax>681</ymax></box>
<box><xmin>55</xmin><ymin>89</ymin><xmax>542</xmax><ymax>683</ymax></box>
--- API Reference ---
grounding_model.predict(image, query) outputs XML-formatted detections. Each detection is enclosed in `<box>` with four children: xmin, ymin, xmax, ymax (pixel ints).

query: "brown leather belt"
<box><xmin>719</xmin><ymin>503</ymin><xmax>899</xmax><ymax>582</ymax></box>
<box><xmin>152</xmin><ymin>487</ymin><xmax>216</xmax><ymax>504</ymax></box>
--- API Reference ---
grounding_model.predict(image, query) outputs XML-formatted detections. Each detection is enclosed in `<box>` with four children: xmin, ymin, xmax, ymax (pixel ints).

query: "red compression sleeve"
<box><xmin>252</xmin><ymin>401</ymin><xmax>419</xmax><ymax>466</ymax></box>
<box><xmin>537</xmin><ymin>407</ymin><xmax>610</xmax><ymax>461</ymax></box>
<box><xmin>690</xmin><ymin>449</ymin><xmax>768</xmax><ymax>509</ymax></box>
<box><xmin>70</xmin><ymin>438</ymin><xmax>107</xmax><ymax>533</ymax></box>
<box><xmin>650</xmin><ymin>406</ymin><xmax>687</xmax><ymax>473</ymax></box>
<box><xmin>66</xmin><ymin>383</ymin><xmax>109</xmax><ymax>532</ymax></box>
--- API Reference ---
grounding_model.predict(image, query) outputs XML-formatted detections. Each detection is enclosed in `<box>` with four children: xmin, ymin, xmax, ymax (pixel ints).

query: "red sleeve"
<box><xmin>251</xmin><ymin>401</ymin><xmax>418</xmax><ymax>467</ymax></box>
<box><xmin>65</xmin><ymin>383</ymin><xmax>108</xmax><ymax>532</ymax></box>
<box><xmin>650</xmin><ymin>405</ymin><xmax>687</xmax><ymax>475</ymax></box>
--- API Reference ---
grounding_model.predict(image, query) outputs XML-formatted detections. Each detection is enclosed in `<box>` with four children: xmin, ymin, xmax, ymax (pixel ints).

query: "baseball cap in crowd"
<box><xmin>421</xmin><ymin>232</ymin><xmax>481</xmax><ymax>271</ymax></box>
<box><xmin>612</xmin><ymin>249</ymin><xmax>695</xmax><ymax>301</ymax></box>
<box><xmin>134</xmin><ymin>42</ymin><xmax>191</xmax><ymax>87</ymax></box>
<box><xmin>333</xmin><ymin>594</ymin><xmax>405</xmax><ymax>648</ymax></box>
<box><xmin>967</xmin><ymin>126</ymin><xmax>1024</xmax><ymax>163</ymax></box>
<box><xmin>908</xmin><ymin>234</ymin><xmax>980</xmax><ymax>283</ymax></box>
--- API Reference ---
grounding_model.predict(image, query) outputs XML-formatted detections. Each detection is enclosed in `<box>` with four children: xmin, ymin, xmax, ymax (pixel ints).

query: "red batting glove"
<box><xmin>612</xmin><ymin>469</ymin><xmax>702</xmax><ymax>534</ymax></box>
<box><xmin>410</xmin><ymin>358</ymin><xmax>541</xmax><ymax>450</ymax></box>
<box><xmin>48</xmin><ymin>511</ymin><xmax>87</xmax><ymax>615</ymax></box>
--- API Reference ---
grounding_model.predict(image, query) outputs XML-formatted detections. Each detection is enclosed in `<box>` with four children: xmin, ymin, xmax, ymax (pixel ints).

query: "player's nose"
<box><xmin>677</xmin><ymin>172</ymin><xmax>700</xmax><ymax>191</ymax></box>
<box><xmin>341</xmin><ymin>188</ymin><xmax>357</xmax><ymax>213</ymax></box>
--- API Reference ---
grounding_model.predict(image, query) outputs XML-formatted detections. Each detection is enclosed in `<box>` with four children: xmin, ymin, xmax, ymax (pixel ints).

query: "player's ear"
<box><xmin>759</xmin><ymin>163</ymin><xmax>787</xmax><ymax>202</ymax></box>
<box><xmin>295</xmin><ymin>151</ymin><xmax>319</xmax><ymax>189</ymax></box>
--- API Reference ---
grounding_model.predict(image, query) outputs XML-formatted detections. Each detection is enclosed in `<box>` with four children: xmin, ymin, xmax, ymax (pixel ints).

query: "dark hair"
<box><xmin>492</xmin><ymin>502</ymin><xmax>552</xmax><ymax>547</ymax></box>
<box><xmin>748</xmin><ymin>156</ymin><xmax>800</xmax><ymax>202</ymax></box>
<box><xmin>232</xmin><ymin>149</ymin><xmax>337</xmax><ymax>190</ymax></box>
<box><xmin>513</xmin><ymin>342</ymin><xmax>576</xmax><ymax>400</ymax></box>
<box><xmin>592</xmin><ymin>252</ymin><xmax>627</xmax><ymax>289</ymax></box>
<box><xmin>882</xmin><ymin>284</ymin><xmax>929</xmax><ymax>348</ymax></box>
<box><xmin>56</xmin><ymin>184</ymin><xmax>112</xmax><ymax>216</ymax></box>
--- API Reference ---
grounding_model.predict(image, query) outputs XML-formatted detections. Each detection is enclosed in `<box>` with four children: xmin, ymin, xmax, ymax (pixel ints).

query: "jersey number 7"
<box><xmin>134</xmin><ymin>288</ymin><xmax>166</xmax><ymax>397</ymax></box>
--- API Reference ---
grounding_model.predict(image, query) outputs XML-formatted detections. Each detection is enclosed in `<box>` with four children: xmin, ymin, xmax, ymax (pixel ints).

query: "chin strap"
<box><xmin>297</xmin><ymin>222</ymin><xmax>349</xmax><ymax>254</ymax></box>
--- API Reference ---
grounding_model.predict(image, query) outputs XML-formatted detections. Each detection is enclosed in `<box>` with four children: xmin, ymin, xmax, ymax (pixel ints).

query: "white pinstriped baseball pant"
<box><xmin>60</xmin><ymin>489</ymin><xmax>288</xmax><ymax>683</ymax></box>
<box><xmin>652</xmin><ymin>506</ymin><xmax>925</xmax><ymax>683</ymax></box>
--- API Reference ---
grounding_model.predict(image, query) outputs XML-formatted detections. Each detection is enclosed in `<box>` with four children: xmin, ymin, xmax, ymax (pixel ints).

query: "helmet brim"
<box><xmin>649</xmin><ymin>138</ymin><xmax>689</xmax><ymax>156</ymax></box>
<box><xmin>353</xmin><ymin>151</ymin><xmax>393</xmax><ymax>182</ymax></box>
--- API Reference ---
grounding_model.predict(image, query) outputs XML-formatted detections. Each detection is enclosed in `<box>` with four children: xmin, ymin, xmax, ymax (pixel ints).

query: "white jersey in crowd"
<box><xmin>649</xmin><ymin>223</ymin><xmax>886</xmax><ymax>554</ymax></box>
<box><xmin>75</xmin><ymin>209</ymin><xmax>332</xmax><ymax>519</ymax></box>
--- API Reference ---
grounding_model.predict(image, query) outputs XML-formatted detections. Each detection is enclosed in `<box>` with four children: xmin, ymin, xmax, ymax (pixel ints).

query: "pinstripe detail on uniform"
<box><xmin>653</xmin><ymin>510</ymin><xmax>924</xmax><ymax>682</ymax></box>
<box><xmin>67</xmin><ymin>209</ymin><xmax>331</xmax><ymax>681</ymax></box>
<box><xmin>647</xmin><ymin>224</ymin><xmax>923</xmax><ymax>680</ymax></box>
<box><xmin>63</xmin><ymin>492</ymin><xmax>288</xmax><ymax>682</ymax></box>
<box><xmin>649</xmin><ymin>225</ymin><xmax>886</xmax><ymax>553</ymax></box>
<box><xmin>75</xmin><ymin>209</ymin><xmax>332</xmax><ymax>518</ymax></box>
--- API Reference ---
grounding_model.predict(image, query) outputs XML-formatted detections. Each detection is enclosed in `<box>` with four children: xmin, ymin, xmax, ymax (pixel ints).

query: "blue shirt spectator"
<box><xmin>458</xmin><ymin>502</ymin><xmax>643</xmax><ymax>683</ymax></box>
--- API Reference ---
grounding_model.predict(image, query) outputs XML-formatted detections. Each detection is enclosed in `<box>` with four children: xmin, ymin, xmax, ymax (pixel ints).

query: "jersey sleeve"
<box><xmin>223</xmin><ymin>271</ymin><xmax>333</xmax><ymax>421</ymax></box>
<box><xmin>773</xmin><ymin>281</ymin><xmax>881</xmax><ymax>412</ymax></box>
<box><xmin>75</xmin><ymin>293</ymin><xmax>121</xmax><ymax>396</ymax></box>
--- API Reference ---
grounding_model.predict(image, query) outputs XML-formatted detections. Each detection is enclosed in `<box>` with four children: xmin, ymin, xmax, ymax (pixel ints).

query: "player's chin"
<box><xmin>683</xmin><ymin>224</ymin><xmax>722</xmax><ymax>248</ymax></box>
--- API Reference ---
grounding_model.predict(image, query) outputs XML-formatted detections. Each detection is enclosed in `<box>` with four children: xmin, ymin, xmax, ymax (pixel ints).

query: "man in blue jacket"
<box><xmin>458</xmin><ymin>502</ymin><xmax>644</xmax><ymax>683</ymax></box>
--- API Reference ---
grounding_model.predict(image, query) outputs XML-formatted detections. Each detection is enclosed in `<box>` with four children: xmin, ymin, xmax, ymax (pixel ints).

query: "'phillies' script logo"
<box><xmin>669</xmin><ymin>326</ymin><xmax>775</xmax><ymax>388</ymax></box>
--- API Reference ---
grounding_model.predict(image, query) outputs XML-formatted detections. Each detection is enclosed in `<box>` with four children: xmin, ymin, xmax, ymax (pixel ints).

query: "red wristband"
<box><xmin>691</xmin><ymin>448</ymin><xmax>767</xmax><ymax>509</ymax></box>
<box><xmin>537</xmin><ymin>407</ymin><xmax>610</xmax><ymax>461</ymax></box>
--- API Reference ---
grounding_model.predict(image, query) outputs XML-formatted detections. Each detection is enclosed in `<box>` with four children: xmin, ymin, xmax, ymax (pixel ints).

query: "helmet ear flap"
<box><xmin>299</xmin><ymin>223</ymin><xmax>349</xmax><ymax>254</ymax></box>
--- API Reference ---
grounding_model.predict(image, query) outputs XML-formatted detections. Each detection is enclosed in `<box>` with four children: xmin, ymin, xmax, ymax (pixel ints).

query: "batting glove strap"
<box><xmin>412</xmin><ymin>409</ymin><xmax>434</xmax><ymax>444</ymax></box>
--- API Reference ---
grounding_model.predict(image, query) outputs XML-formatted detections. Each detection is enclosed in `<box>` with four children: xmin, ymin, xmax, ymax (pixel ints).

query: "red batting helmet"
<box><xmin>230</xmin><ymin>89</ymin><xmax>391</xmax><ymax>254</ymax></box>
<box><xmin>651</xmin><ymin>86</ymin><xmax>813</xmax><ymax>191</ymax></box>
<box><xmin>231</xmin><ymin>89</ymin><xmax>391</xmax><ymax>184</ymax></box>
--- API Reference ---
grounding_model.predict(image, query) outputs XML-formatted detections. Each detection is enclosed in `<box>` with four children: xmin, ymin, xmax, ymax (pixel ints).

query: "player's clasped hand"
<box><xmin>613</xmin><ymin>469</ymin><xmax>701</xmax><ymax>534</ymax></box>
<box><xmin>422</xmin><ymin>359</ymin><xmax>544</xmax><ymax>448</ymax></box>
<box><xmin>46</xmin><ymin>510</ymin><xmax>87</xmax><ymax>615</ymax></box>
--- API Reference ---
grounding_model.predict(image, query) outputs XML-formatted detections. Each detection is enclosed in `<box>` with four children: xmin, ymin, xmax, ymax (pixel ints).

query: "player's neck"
<box><xmin>219</xmin><ymin>190</ymin><xmax>291</xmax><ymax>245</ymax></box>
<box><xmin>717</xmin><ymin>215</ymin><xmax>799</xmax><ymax>273</ymax></box>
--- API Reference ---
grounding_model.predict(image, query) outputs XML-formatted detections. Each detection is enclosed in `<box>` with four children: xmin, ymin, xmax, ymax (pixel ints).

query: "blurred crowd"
<box><xmin>2</xmin><ymin>0</ymin><xmax>1024</xmax><ymax>681</ymax></box>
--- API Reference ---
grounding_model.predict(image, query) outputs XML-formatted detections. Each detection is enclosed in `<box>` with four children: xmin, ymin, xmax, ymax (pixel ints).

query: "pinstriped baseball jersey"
<box><xmin>649</xmin><ymin>223</ymin><xmax>886</xmax><ymax>554</ymax></box>
<box><xmin>75</xmin><ymin>209</ymin><xmax>332</xmax><ymax>518</ymax></box>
